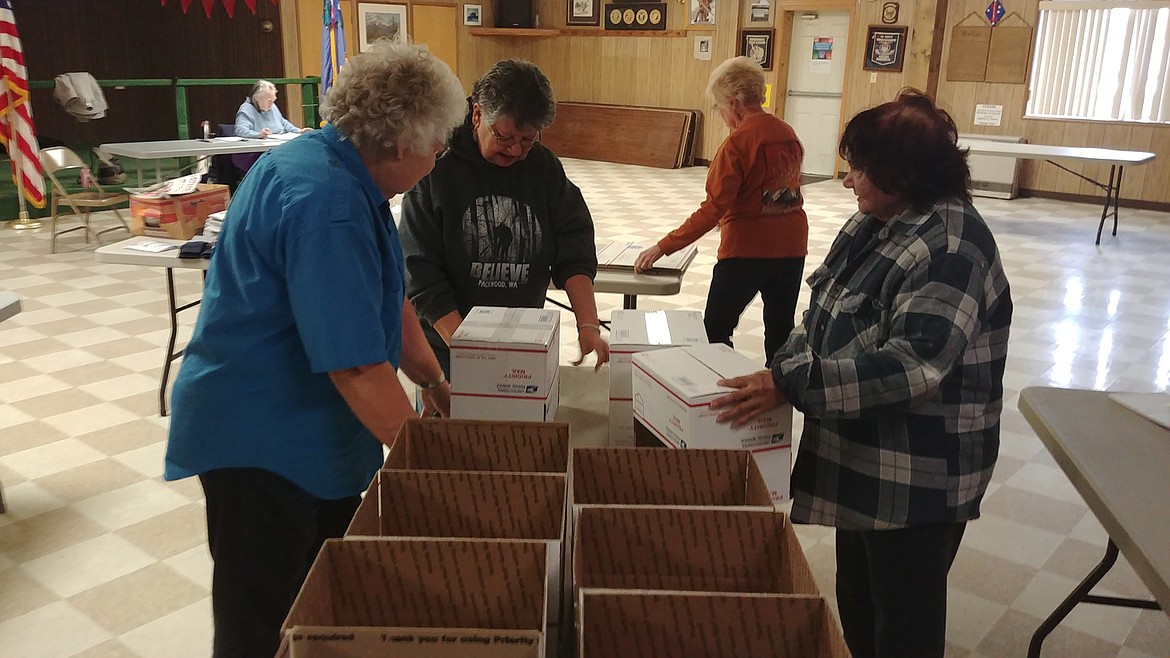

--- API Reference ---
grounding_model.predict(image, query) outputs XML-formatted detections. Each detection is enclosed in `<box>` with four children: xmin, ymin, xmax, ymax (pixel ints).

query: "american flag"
<box><xmin>0</xmin><ymin>0</ymin><xmax>45</xmax><ymax>209</ymax></box>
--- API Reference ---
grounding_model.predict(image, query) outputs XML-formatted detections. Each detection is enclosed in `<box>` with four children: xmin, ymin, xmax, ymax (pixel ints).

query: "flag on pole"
<box><xmin>0</xmin><ymin>0</ymin><xmax>45</xmax><ymax>209</ymax></box>
<box><xmin>321</xmin><ymin>0</ymin><xmax>346</xmax><ymax>98</ymax></box>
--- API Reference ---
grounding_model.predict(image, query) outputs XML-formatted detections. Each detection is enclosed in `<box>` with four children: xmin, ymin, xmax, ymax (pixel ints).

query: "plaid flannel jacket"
<box><xmin>773</xmin><ymin>199</ymin><xmax>1013</xmax><ymax>530</ymax></box>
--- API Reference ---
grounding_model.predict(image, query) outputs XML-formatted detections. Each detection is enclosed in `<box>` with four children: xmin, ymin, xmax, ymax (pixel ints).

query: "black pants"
<box><xmin>835</xmin><ymin>522</ymin><xmax>968</xmax><ymax>658</ymax></box>
<box><xmin>199</xmin><ymin>468</ymin><xmax>361</xmax><ymax>658</ymax></box>
<box><xmin>703</xmin><ymin>257</ymin><xmax>805</xmax><ymax>366</ymax></box>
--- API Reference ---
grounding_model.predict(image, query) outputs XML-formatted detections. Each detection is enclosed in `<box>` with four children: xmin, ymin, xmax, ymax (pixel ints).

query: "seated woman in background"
<box><xmin>234</xmin><ymin>79</ymin><xmax>311</xmax><ymax>139</ymax></box>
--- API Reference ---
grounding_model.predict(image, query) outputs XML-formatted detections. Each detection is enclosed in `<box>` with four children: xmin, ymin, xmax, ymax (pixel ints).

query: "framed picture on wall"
<box><xmin>464</xmin><ymin>4</ymin><xmax>483</xmax><ymax>25</ymax></box>
<box><xmin>358</xmin><ymin>3</ymin><xmax>408</xmax><ymax>52</ymax></box>
<box><xmin>863</xmin><ymin>25</ymin><xmax>907</xmax><ymax>71</ymax></box>
<box><xmin>740</xmin><ymin>29</ymin><xmax>774</xmax><ymax>70</ymax></box>
<box><xmin>568</xmin><ymin>0</ymin><xmax>600</xmax><ymax>25</ymax></box>
<box><xmin>690</xmin><ymin>0</ymin><xmax>715</xmax><ymax>26</ymax></box>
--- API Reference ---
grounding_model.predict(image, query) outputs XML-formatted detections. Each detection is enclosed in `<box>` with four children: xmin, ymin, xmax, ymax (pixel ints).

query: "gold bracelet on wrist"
<box><xmin>419</xmin><ymin>374</ymin><xmax>447</xmax><ymax>391</ymax></box>
<box><xmin>577</xmin><ymin>323</ymin><xmax>601</xmax><ymax>332</ymax></box>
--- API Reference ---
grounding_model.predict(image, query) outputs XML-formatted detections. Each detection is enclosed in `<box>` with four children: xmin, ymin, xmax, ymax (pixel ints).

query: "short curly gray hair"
<box><xmin>251</xmin><ymin>80</ymin><xmax>277</xmax><ymax>103</ymax></box>
<box><xmin>321</xmin><ymin>42</ymin><xmax>466</xmax><ymax>157</ymax></box>
<box><xmin>706</xmin><ymin>56</ymin><xmax>766</xmax><ymax>107</ymax></box>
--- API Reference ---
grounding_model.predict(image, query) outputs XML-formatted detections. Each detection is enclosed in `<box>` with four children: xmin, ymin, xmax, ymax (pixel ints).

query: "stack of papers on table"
<box><xmin>1108</xmin><ymin>392</ymin><xmax>1170</xmax><ymax>430</ymax></box>
<box><xmin>268</xmin><ymin>132</ymin><xmax>302</xmax><ymax>142</ymax></box>
<box><xmin>125</xmin><ymin>174</ymin><xmax>203</xmax><ymax>199</ymax></box>
<box><xmin>203</xmin><ymin>210</ymin><xmax>226</xmax><ymax>241</ymax></box>
<box><xmin>596</xmin><ymin>241</ymin><xmax>697</xmax><ymax>274</ymax></box>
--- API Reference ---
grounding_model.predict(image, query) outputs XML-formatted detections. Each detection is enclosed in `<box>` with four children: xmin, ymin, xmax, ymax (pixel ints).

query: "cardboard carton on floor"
<box><xmin>280</xmin><ymin>538</ymin><xmax>547</xmax><ymax>658</ymax></box>
<box><xmin>344</xmin><ymin>469</ymin><xmax>569</xmax><ymax>633</ymax></box>
<box><xmin>608</xmin><ymin>310</ymin><xmax>707</xmax><ymax>446</ymax></box>
<box><xmin>453</xmin><ymin>367</ymin><xmax>560</xmax><ymax>422</ymax></box>
<box><xmin>451</xmin><ymin>307</ymin><xmax>559</xmax><ymax>399</ymax></box>
<box><xmin>573</xmin><ymin>506</ymin><xmax>818</xmax><ymax>597</ymax></box>
<box><xmin>577</xmin><ymin>589</ymin><xmax>850</xmax><ymax>658</ymax></box>
<box><xmin>632</xmin><ymin>343</ymin><xmax>793</xmax><ymax>502</ymax></box>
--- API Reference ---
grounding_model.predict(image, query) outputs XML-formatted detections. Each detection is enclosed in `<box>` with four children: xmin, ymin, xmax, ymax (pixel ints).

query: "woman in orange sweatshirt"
<box><xmin>635</xmin><ymin>56</ymin><xmax>808</xmax><ymax>365</ymax></box>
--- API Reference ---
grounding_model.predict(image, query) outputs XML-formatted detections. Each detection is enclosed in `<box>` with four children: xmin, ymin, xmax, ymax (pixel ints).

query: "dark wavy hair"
<box><xmin>471</xmin><ymin>60</ymin><xmax>556</xmax><ymax>131</ymax></box>
<box><xmin>838</xmin><ymin>89</ymin><xmax>971</xmax><ymax>209</ymax></box>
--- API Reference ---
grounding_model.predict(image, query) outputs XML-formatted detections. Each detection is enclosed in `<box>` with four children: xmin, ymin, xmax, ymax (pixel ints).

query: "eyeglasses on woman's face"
<box><xmin>487</xmin><ymin>124</ymin><xmax>540</xmax><ymax>150</ymax></box>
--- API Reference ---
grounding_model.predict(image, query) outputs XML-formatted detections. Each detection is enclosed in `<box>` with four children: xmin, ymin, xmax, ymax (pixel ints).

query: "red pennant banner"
<box><xmin>244</xmin><ymin>0</ymin><xmax>257</xmax><ymax>13</ymax></box>
<box><xmin>222</xmin><ymin>0</ymin><xmax>236</xmax><ymax>16</ymax></box>
<box><xmin>180</xmin><ymin>0</ymin><xmax>194</xmax><ymax>12</ymax></box>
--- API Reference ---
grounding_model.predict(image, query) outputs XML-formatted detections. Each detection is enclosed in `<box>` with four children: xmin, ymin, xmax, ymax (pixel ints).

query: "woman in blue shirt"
<box><xmin>234</xmin><ymin>79</ymin><xmax>310</xmax><ymax>138</ymax></box>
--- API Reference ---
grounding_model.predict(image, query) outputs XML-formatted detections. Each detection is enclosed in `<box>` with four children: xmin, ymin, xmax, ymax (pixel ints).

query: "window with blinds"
<box><xmin>1027</xmin><ymin>0</ymin><xmax>1170</xmax><ymax>123</ymax></box>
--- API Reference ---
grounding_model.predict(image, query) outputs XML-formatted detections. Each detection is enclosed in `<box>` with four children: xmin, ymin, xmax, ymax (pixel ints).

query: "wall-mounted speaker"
<box><xmin>494</xmin><ymin>0</ymin><xmax>533</xmax><ymax>28</ymax></box>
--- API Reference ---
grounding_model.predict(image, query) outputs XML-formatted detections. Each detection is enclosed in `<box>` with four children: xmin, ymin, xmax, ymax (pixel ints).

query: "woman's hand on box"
<box><xmin>710</xmin><ymin>370</ymin><xmax>785</xmax><ymax>428</ymax></box>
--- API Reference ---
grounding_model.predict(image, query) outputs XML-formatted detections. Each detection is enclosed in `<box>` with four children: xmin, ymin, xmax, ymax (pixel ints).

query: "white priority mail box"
<box><xmin>631</xmin><ymin>343</ymin><xmax>793</xmax><ymax>502</ymax></box>
<box><xmin>451</xmin><ymin>307</ymin><xmax>560</xmax><ymax>399</ymax></box>
<box><xmin>609</xmin><ymin>309</ymin><xmax>707</xmax><ymax>447</ymax></box>
<box><xmin>453</xmin><ymin>367</ymin><xmax>560</xmax><ymax>422</ymax></box>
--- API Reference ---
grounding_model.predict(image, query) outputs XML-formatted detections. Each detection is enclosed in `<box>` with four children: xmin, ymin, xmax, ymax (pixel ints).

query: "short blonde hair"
<box><xmin>706</xmin><ymin>56</ymin><xmax>766</xmax><ymax>107</ymax></box>
<box><xmin>320</xmin><ymin>42</ymin><xmax>466</xmax><ymax>157</ymax></box>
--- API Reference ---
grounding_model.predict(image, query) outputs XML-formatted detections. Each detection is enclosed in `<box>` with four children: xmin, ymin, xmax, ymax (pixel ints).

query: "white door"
<box><xmin>784</xmin><ymin>11</ymin><xmax>850</xmax><ymax>177</ymax></box>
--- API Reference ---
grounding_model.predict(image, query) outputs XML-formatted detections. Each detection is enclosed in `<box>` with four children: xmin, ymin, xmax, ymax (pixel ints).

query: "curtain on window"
<box><xmin>1028</xmin><ymin>0</ymin><xmax>1170</xmax><ymax>123</ymax></box>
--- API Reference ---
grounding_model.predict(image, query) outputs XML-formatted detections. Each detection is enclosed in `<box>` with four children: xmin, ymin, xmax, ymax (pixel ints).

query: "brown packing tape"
<box><xmin>283</xmin><ymin>538</ymin><xmax>548</xmax><ymax>633</ymax></box>
<box><xmin>385</xmin><ymin>419</ymin><xmax>570</xmax><ymax>473</ymax></box>
<box><xmin>577</xmin><ymin>589</ymin><xmax>850</xmax><ymax>658</ymax></box>
<box><xmin>288</xmin><ymin>626</ymin><xmax>542</xmax><ymax>658</ymax></box>
<box><xmin>573</xmin><ymin>507</ymin><xmax>819</xmax><ymax>596</ymax></box>
<box><xmin>572</xmin><ymin>448</ymin><xmax>772</xmax><ymax>507</ymax></box>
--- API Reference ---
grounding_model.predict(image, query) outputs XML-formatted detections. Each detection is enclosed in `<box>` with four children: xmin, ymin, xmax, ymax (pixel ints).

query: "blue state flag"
<box><xmin>985</xmin><ymin>0</ymin><xmax>1005</xmax><ymax>26</ymax></box>
<box><xmin>321</xmin><ymin>0</ymin><xmax>347</xmax><ymax>100</ymax></box>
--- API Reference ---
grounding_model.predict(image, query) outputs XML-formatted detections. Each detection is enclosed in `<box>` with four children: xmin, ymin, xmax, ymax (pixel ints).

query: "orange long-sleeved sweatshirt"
<box><xmin>658</xmin><ymin>112</ymin><xmax>808</xmax><ymax>260</ymax></box>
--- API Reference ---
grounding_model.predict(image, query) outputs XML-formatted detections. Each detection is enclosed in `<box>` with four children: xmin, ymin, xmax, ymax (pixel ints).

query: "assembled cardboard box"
<box><xmin>451</xmin><ymin>307</ymin><xmax>560</xmax><ymax>399</ymax></box>
<box><xmin>573</xmin><ymin>506</ymin><xmax>818</xmax><ymax>597</ymax></box>
<box><xmin>128</xmin><ymin>184</ymin><xmax>230</xmax><ymax>240</ymax></box>
<box><xmin>608</xmin><ymin>309</ymin><xmax>707</xmax><ymax>446</ymax></box>
<box><xmin>280</xmin><ymin>538</ymin><xmax>547</xmax><ymax>658</ymax></box>
<box><xmin>344</xmin><ymin>469</ymin><xmax>569</xmax><ymax>633</ymax></box>
<box><xmin>571</xmin><ymin>447</ymin><xmax>772</xmax><ymax>523</ymax></box>
<box><xmin>577</xmin><ymin>589</ymin><xmax>850</xmax><ymax>658</ymax></box>
<box><xmin>379</xmin><ymin>418</ymin><xmax>570</xmax><ymax>473</ymax></box>
<box><xmin>453</xmin><ymin>367</ymin><xmax>560</xmax><ymax>422</ymax></box>
<box><xmin>632</xmin><ymin>343</ymin><xmax>793</xmax><ymax>502</ymax></box>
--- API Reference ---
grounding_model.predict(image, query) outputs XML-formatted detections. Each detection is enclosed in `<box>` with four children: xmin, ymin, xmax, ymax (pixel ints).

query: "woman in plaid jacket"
<box><xmin>712</xmin><ymin>89</ymin><xmax>1013</xmax><ymax>658</ymax></box>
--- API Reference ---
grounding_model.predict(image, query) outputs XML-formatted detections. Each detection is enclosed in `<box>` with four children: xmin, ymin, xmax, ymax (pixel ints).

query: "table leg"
<box><xmin>135</xmin><ymin>164</ymin><xmax>144</xmax><ymax>187</ymax></box>
<box><xmin>1027</xmin><ymin>538</ymin><xmax>1161</xmax><ymax>658</ymax></box>
<box><xmin>1095</xmin><ymin>165</ymin><xmax>1119</xmax><ymax>246</ymax></box>
<box><xmin>159</xmin><ymin>268</ymin><xmax>203</xmax><ymax>417</ymax></box>
<box><xmin>623</xmin><ymin>294</ymin><xmax>637</xmax><ymax>310</ymax></box>
<box><xmin>1111</xmin><ymin>166</ymin><xmax>1123</xmax><ymax>238</ymax></box>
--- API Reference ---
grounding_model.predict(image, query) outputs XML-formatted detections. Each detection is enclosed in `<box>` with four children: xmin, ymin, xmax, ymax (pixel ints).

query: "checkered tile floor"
<box><xmin>2</xmin><ymin>158</ymin><xmax>1169</xmax><ymax>657</ymax></box>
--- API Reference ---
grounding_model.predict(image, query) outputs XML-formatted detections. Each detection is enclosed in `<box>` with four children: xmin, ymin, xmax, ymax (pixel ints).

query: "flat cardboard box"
<box><xmin>577</xmin><ymin>589</ymin><xmax>850</xmax><ymax>658</ymax></box>
<box><xmin>573</xmin><ymin>506</ymin><xmax>818</xmax><ymax>597</ymax></box>
<box><xmin>282</xmin><ymin>538</ymin><xmax>547</xmax><ymax>658</ymax></box>
<box><xmin>609</xmin><ymin>309</ymin><xmax>707</xmax><ymax>447</ymax></box>
<box><xmin>128</xmin><ymin>183</ymin><xmax>230</xmax><ymax>240</ymax></box>
<box><xmin>381</xmin><ymin>418</ymin><xmax>570</xmax><ymax>473</ymax></box>
<box><xmin>632</xmin><ymin>343</ymin><xmax>793</xmax><ymax>502</ymax></box>
<box><xmin>344</xmin><ymin>469</ymin><xmax>568</xmax><ymax>630</ymax></box>
<box><xmin>451</xmin><ymin>307</ymin><xmax>559</xmax><ymax>399</ymax></box>
<box><xmin>452</xmin><ymin>368</ymin><xmax>560</xmax><ymax>422</ymax></box>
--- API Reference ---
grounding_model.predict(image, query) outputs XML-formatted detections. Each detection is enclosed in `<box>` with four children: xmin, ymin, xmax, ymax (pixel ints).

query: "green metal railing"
<box><xmin>28</xmin><ymin>76</ymin><xmax>321</xmax><ymax>138</ymax></box>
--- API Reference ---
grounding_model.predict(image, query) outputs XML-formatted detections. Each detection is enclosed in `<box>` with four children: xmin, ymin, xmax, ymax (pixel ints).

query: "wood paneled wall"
<box><xmin>15</xmin><ymin>0</ymin><xmax>287</xmax><ymax>144</ymax></box>
<box><xmin>935</xmin><ymin>0</ymin><xmax>1170</xmax><ymax>205</ymax></box>
<box><xmin>285</xmin><ymin>0</ymin><xmax>1167</xmax><ymax>204</ymax></box>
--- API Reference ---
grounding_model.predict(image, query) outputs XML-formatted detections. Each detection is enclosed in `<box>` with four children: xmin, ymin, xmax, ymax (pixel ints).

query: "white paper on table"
<box><xmin>125</xmin><ymin>241</ymin><xmax>179</xmax><ymax>253</ymax></box>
